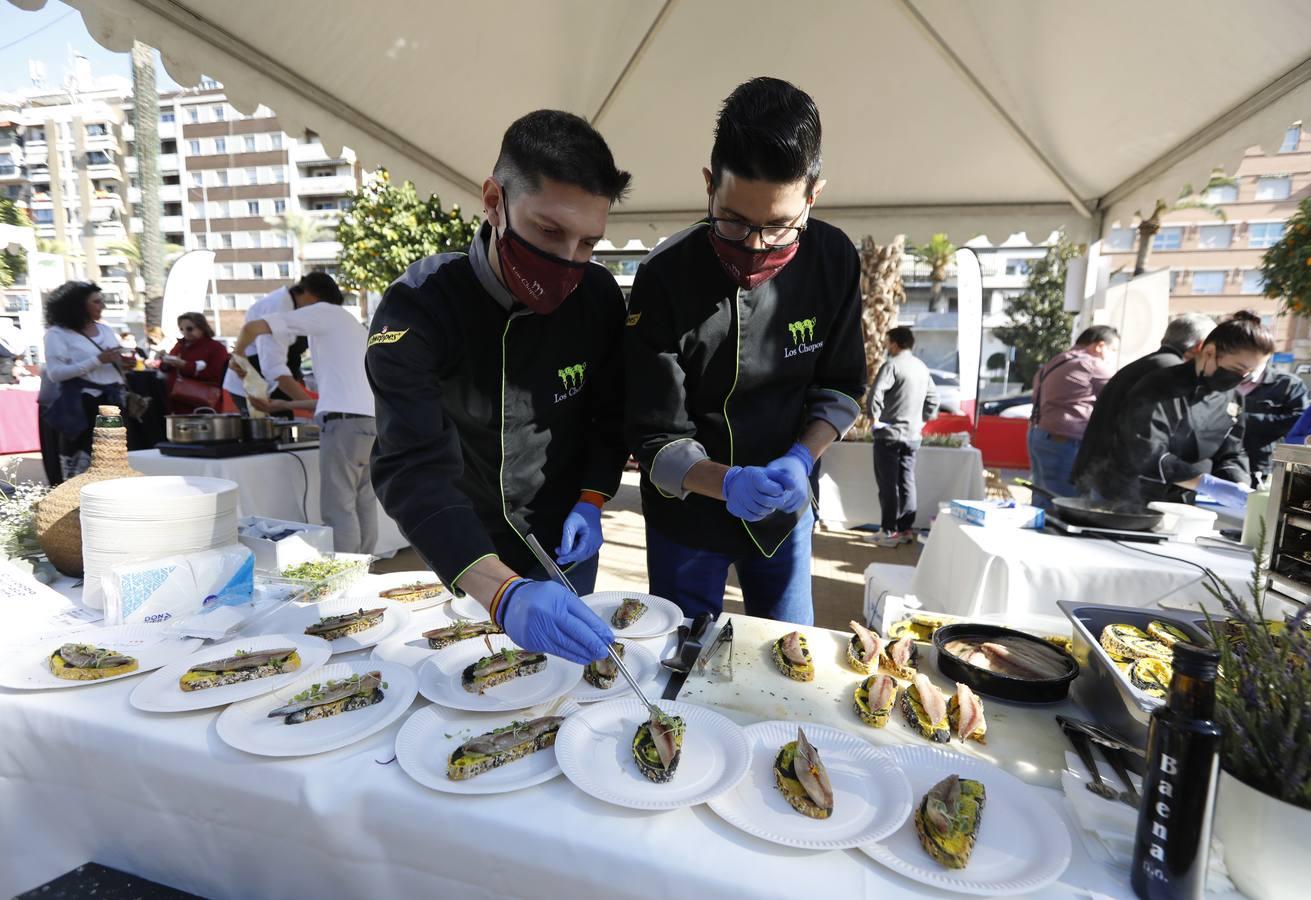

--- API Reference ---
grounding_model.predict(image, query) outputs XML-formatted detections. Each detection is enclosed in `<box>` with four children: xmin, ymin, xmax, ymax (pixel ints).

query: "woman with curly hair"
<box><xmin>42</xmin><ymin>281</ymin><xmax>132</xmax><ymax>477</ymax></box>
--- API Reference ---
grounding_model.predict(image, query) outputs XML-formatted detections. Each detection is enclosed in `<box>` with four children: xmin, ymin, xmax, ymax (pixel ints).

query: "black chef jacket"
<box><xmin>1242</xmin><ymin>370</ymin><xmax>1309</xmax><ymax>484</ymax></box>
<box><xmin>624</xmin><ymin>219</ymin><xmax>866</xmax><ymax>557</ymax></box>
<box><xmin>366</xmin><ymin>224</ymin><xmax>628</xmax><ymax>590</ymax></box>
<box><xmin>1070</xmin><ymin>345</ymin><xmax>1183</xmax><ymax>490</ymax></box>
<box><xmin>1098</xmin><ymin>361</ymin><xmax>1249</xmax><ymax>504</ymax></box>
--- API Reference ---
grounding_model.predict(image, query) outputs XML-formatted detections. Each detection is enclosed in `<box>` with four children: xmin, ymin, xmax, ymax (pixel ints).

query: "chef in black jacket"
<box><xmin>1239</xmin><ymin>365</ymin><xmax>1309</xmax><ymax>486</ymax></box>
<box><xmin>1071</xmin><ymin>312</ymin><xmax>1214</xmax><ymax>491</ymax></box>
<box><xmin>1097</xmin><ymin>312</ymin><xmax>1274</xmax><ymax>508</ymax></box>
<box><xmin>367</xmin><ymin>111</ymin><xmax>630</xmax><ymax>665</ymax></box>
<box><xmin>625</xmin><ymin>78</ymin><xmax>866</xmax><ymax>624</ymax></box>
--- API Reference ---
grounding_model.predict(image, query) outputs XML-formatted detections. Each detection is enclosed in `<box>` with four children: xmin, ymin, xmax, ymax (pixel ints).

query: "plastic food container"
<box><xmin>1147</xmin><ymin>501</ymin><xmax>1217</xmax><ymax>542</ymax></box>
<box><xmin>264</xmin><ymin>552</ymin><xmax>373</xmax><ymax>604</ymax></box>
<box><xmin>931</xmin><ymin>623</ymin><xmax>1079</xmax><ymax>703</ymax></box>
<box><xmin>1057</xmin><ymin>601</ymin><xmax>1210</xmax><ymax>747</ymax></box>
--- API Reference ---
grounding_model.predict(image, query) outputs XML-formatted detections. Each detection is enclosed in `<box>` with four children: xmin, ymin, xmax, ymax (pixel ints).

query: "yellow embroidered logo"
<box><xmin>367</xmin><ymin>327</ymin><xmax>409</xmax><ymax>348</ymax></box>
<box><xmin>626</xmin><ymin>312</ymin><xmax>641</xmax><ymax>327</ymax></box>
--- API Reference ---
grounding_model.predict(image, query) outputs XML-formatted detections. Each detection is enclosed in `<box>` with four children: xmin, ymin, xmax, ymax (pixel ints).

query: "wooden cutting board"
<box><xmin>675</xmin><ymin>613</ymin><xmax>1082</xmax><ymax>790</ymax></box>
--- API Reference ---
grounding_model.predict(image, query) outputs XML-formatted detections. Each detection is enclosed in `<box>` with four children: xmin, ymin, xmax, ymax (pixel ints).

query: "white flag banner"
<box><xmin>954</xmin><ymin>247</ymin><xmax>983</xmax><ymax>422</ymax></box>
<box><xmin>160</xmin><ymin>250</ymin><xmax>217</xmax><ymax>333</ymax></box>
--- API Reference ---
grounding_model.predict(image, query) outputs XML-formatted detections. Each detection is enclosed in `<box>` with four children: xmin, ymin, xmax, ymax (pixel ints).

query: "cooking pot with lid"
<box><xmin>165</xmin><ymin>408</ymin><xmax>245</xmax><ymax>444</ymax></box>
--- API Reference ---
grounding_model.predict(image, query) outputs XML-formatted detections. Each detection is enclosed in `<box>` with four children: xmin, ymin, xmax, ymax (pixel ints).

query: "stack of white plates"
<box><xmin>80</xmin><ymin>476</ymin><xmax>240</xmax><ymax>609</ymax></box>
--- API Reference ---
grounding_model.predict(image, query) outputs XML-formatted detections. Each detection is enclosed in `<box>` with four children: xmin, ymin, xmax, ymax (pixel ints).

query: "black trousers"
<box><xmin>873</xmin><ymin>438</ymin><xmax>920</xmax><ymax>532</ymax></box>
<box><xmin>36</xmin><ymin>403</ymin><xmax>63</xmax><ymax>486</ymax></box>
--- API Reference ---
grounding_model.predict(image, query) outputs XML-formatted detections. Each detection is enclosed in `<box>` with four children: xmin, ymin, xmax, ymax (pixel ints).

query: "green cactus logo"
<box><xmin>787</xmin><ymin>317</ymin><xmax>817</xmax><ymax>344</ymax></box>
<box><xmin>557</xmin><ymin>362</ymin><xmax>588</xmax><ymax>390</ymax></box>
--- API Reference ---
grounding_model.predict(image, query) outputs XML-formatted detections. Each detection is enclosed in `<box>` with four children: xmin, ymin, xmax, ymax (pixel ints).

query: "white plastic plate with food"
<box><xmin>417</xmin><ymin>633</ymin><xmax>582</xmax><ymax>713</ymax></box>
<box><xmin>568</xmin><ymin>640</ymin><xmax>661</xmax><ymax>703</ymax></box>
<box><xmin>345</xmin><ymin>571</ymin><xmax>451</xmax><ymax>611</ymax></box>
<box><xmin>0</xmin><ymin>624</ymin><xmax>202</xmax><ymax>690</ymax></box>
<box><xmin>581</xmin><ymin>591</ymin><xmax>682</xmax><ymax>639</ymax></box>
<box><xmin>246</xmin><ymin>597</ymin><xmax>409</xmax><ymax>653</ymax></box>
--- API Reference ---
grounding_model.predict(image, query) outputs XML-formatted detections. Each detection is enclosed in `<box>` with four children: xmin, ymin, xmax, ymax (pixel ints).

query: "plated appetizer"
<box><xmin>461</xmin><ymin>647</ymin><xmax>546</xmax><ymax>694</ymax></box>
<box><xmin>901</xmin><ymin>673</ymin><xmax>950</xmax><ymax>743</ymax></box>
<box><xmin>942</xmin><ymin>634</ymin><xmax>1068</xmax><ymax>679</ymax></box>
<box><xmin>889</xmin><ymin>612</ymin><xmax>958</xmax><ymax>642</ymax></box>
<box><xmin>446</xmin><ymin>715</ymin><xmax>564</xmax><ymax>780</ymax></box>
<box><xmin>179</xmin><ymin>647</ymin><xmax>301</xmax><ymax>691</ymax></box>
<box><xmin>612</xmin><ymin>598</ymin><xmax>647</xmax><ymax>630</ymax></box>
<box><xmin>1100</xmin><ymin>623</ymin><xmax>1173</xmax><ymax>662</ymax></box>
<box><xmin>847</xmin><ymin>620</ymin><xmax>884</xmax><ymax>675</ymax></box>
<box><xmin>49</xmin><ymin>643</ymin><xmax>138</xmax><ymax>681</ymax></box>
<box><xmin>947</xmin><ymin>683</ymin><xmax>987</xmax><ymax>743</ymax></box>
<box><xmin>267</xmin><ymin>671</ymin><xmax>385</xmax><ymax>724</ymax></box>
<box><xmin>915</xmin><ymin>774</ymin><xmax>986</xmax><ymax>869</ymax></box>
<box><xmin>304</xmin><ymin>607</ymin><xmax>385</xmax><ymax>641</ymax></box>
<box><xmin>584</xmin><ymin>642</ymin><xmax>624</xmax><ymax>690</ymax></box>
<box><xmin>381</xmin><ymin>581</ymin><xmax>445</xmax><ymax>604</ymax></box>
<box><xmin>773</xmin><ymin>727</ymin><xmax>834</xmax><ymax>819</ymax></box>
<box><xmin>882</xmin><ymin>634</ymin><xmax>918</xmax><ymax>681</ymax></box>
<box><xmin>423</xmin><ymin>619</ymin><xmax>502</xmax><ymax>650</ymax></box>
<box><xmin>633</xmin><ymin>708</ymin><xmax>684</xmax><ymax>783</ymax></box>
<box><xmin>772</xmin><ymin>631</ymin><xmax>814</xmax><ymax>681</ymax></box>
<box><xmin>853</xmin><ymin>673</ymin><xmax>898</xmax><ymax>728</ymax></box>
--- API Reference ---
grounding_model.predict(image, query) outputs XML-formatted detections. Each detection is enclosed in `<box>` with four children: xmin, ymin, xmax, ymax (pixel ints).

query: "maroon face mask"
<box><xmin>709</xmin><ymin>230</ymin><xmax>800</xmax><ymax>290</ymax></box>
<box><xmin>494</xmin><ymin>189</ymin><xmax>587</xmax><ymax>315</ymax></box>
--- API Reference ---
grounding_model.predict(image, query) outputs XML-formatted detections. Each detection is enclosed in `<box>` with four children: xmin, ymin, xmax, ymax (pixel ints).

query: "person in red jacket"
<box><xmin>161</xmin><ymin>312</ymin><xmax>229</xmax><ymax>413</ymax></box>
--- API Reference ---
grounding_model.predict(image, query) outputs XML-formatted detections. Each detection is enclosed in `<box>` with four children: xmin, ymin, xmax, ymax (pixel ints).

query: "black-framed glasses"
<box><xmin>707</xmin><ymin>202</ymin><xmax>809</xmax><ymax>248</ymax></box>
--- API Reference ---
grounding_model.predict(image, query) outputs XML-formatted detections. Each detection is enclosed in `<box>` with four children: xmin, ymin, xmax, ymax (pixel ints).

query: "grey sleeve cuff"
<box><xmin>649</xmin><ymin>437</ymin><xmax>709</xmax><ymax>500</ymax></box>
<box><xmin>807</xmin><ymin>388</ymin><xmax>862</xmax><ymax>439</ymax></box>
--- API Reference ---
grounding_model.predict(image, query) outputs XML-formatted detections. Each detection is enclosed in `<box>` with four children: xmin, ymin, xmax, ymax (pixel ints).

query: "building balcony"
<box><xmin>292</xmin><ymin>142</ymin><xmax>347</xmax><ymax>164</ymax></box>
<box><xmin>84</xmin><ymin>131</ymin><xmax>118</xmax><ymax>152</ymax></box>
<box><xmin>86</xmin><ymin>163</ymin><xmax>123</xmax><ymax>181</ymax></box>
<box><xmin>302</xmin><ymin>239</ymin><xmax>342</xmax><ymax>261</ymax></box>
<box><xmin>305</xmin><ymin>208</ymin><xmax>343</xmax><ymax>224</ymax></box>
<box><xmin>295</xmin><ymin>173</ymin><xmax>356</xmax><ymax>196</ymax></box>
<box><xmin>0</xmin><ymin>168</ymin><xmax>24</xmax><ymax>182</ymax></box>
<box><xmin>161</xmin><ymin>215</ymin><xmax>185</xmax><ymax>232</ymax></box>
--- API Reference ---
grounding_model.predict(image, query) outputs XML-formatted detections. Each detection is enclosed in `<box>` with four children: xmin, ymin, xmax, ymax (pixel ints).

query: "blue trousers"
<box><xmin>645</xmin><ymin>508</ymin><xmax>814</xmax><ymax>625</ymax></box>
<box><xmin>1027</xmin><ymin>426</ymin><xmax>1082</xmax><ymax>509</ymax></box>
<box><xmin>526</xmin><ymin>552</ymin><xmax>599</xmax><ymax>595</ymax></box>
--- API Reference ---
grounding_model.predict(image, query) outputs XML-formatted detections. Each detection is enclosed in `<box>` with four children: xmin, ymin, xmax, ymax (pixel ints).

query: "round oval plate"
<box><xmin>707</xmin><ymin>720</ymin><xmax>913</xmax><ymax>850</ymax></box>
<box><xmin>581</xmin><ymin>591</ymin><xmax>682</xmax><ymax>639</ymax></box>
<box><xmin>858</xmin><ymin>744</ymin><xmax>1073</xmax><ymax>896</ymax></box>
<box><xmin>568</xmin><ymin>640</ymin><xmax>661</xmax><ymax>703</ymax></box>
<box><xmin>0</xmin><ymin>624</ymin><xmax>202</xmax><ymax>690</ymax></box>
<box><xmin>345</xmin><ymin>571</ymin><xmax>451</xmax><ymax>611</ymax></box>
<box><xmin>245</xmin><ymin>597</ymin><xmax>410</xmax><ymax>654</ymax></box>
<box><xmin>417</xmin><ymin>633</ymin><xmax>582</xmax><ymax>713</ymax></box>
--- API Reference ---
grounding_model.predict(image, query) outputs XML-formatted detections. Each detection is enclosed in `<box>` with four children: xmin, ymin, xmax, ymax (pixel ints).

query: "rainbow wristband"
<box><xmin>489</xmin><ymin>575</ymin><xmax>523</xmax><ymax>626</ymax></box>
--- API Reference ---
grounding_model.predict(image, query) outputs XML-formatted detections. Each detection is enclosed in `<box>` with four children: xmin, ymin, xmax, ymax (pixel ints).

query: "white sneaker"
<box><xmin>861</xmin><ymin>530</ymin><xmax>892</xmax><ymax>543</ymax></box>
<box><xmin>874</xmin><ymin>530</ymin><xmax>914</xmax><ymax>548</ymax></box>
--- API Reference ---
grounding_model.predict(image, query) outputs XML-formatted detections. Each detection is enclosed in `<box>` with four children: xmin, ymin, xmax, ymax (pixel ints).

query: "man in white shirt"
<box><xmin>231</xmin><ymin>272</ymin><xmax>377</xmax><ymax>554</ymax></box>
<box><xmin>223</xmin><ymin>279</ymin><xmax>321</xmax><ymax>414</ymax></box>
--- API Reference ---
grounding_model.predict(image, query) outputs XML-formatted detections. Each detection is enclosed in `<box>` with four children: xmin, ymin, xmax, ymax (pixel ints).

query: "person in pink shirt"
<box><xmin>1028</xmin><ymin>325</ymin><xmax>1119</xmax><ymax>506</ymax></box>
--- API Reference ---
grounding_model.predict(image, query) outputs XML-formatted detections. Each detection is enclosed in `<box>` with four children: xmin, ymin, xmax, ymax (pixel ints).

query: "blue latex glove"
<box><xmin>722</xmin><ymin>465</ymin><xmax>786</xmax><ymax>521</ymax></box>
<box><xmin>1197</xmin><ymin>473</ymin><xmax>1252</xmax><ymax>510</ymax></box>
<box><xmin>764</xmin><ymin>442</ymin><xmax>814</xmax><ymax>514</ymax></box>
<box><xmin>556</xmin><ymin>501</ymin><xmax>603</xmax><ymax>566</ymax></box>
<box><xmin>499</xmin><ymin>579</ymin><xmax>614</xmax><ymax>664</ymax></box>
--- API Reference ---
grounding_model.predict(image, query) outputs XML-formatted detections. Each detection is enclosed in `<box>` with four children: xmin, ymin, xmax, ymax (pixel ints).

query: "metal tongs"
<box><xmin>694</xmin><ymin>619</ymin><xmax>734</xmax><ymax>682</ymax></box>
<box><xmin>523</xmin><ymin>534</ymin><xmax>663</xmax><ymax>717</ymax></box>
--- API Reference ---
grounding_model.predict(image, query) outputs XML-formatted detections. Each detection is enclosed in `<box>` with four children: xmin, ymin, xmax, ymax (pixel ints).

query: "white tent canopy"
<box><xmin>13</xmin><ymin>0</ymin><xmax>1311</xmax><ymax>245</ymax></box>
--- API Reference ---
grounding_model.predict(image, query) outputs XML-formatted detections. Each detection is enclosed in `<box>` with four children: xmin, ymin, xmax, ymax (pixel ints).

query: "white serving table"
<box><xmin>817</xmin><ymin>442</ymin><xmax>986</xmax><ymax>530</ymax></box>
<box><xmin>128</xmin><ymin>448</ymin><xmax>408</xmax><ymax>557</ymax></box>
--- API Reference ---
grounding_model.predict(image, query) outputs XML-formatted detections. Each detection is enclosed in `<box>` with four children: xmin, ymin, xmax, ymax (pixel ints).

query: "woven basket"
<box><xmin>35</xmin><ymin>405</ymin><xmax>141</xmax><ymax>576</ymax></box>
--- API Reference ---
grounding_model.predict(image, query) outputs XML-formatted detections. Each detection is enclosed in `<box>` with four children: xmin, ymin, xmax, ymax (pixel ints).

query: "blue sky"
<box><xmin>1</xmin><ymin>2</ymin><xmax>182</xmax><ymax>94</ymax></box>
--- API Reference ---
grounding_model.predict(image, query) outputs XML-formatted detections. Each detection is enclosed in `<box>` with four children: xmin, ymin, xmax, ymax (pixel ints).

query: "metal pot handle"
<box><xmin>193</xmin><ymin>406</ymin><xmax>218</xmax><ymax>414</ymax></box>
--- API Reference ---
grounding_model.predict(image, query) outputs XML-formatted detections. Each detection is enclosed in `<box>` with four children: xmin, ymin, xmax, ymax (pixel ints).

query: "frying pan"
<box><xmin>1015</xmin><ymin>479</ymin><xmax>1165</xmax><ymax>532</ymax></box>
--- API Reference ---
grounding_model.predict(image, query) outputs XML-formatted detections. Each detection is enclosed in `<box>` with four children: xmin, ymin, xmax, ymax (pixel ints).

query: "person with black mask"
<box><xmin>624</xmin><ymin>78</ymin><xmax>866</xmax><ymax>624</ymax></box>
<box><xmin>1237</xmin><ymin>364</ymin><xmax>1308</xmax><ymax>487</ymax></box>
<box><xmin>1071</xmin><ymin>312</ymin><xmax>1214</xmax><ymax>491</ymax></box>
<box><xmin>1094</xmin><ymin>311</ymin><xmax>1274</xmax><ymax>508</ymax></box>
<box><xmin>367</xmin><ymin>111</ymin><xmax>630</xmax><ymax>667</ymax></box>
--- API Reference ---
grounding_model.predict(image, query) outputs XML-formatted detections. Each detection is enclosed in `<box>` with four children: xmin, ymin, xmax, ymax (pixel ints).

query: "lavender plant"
<box><xmin>1203</xmin><ymin>530</ymin><xmax>1311</xmax><ymax>810</ymax></box>
<box><xmin>0</xmin><ymin>480</ymin><xmax>51</xmax><ymax>560</ymax></box>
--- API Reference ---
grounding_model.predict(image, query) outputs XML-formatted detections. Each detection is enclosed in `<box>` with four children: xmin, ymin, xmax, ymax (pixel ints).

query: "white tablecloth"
<box><xmin>817</xmin><ymin>442</ymin><xmax>986</xmax><ymax>529</ymax></box>
<box><xmin>908</xmin><ymin>514</ymin><xmax>1257</xmax><ymax>618</ymax></box>
<box><xmin>1</xmin><ymin>602</ymin><xmax>1140</xmax><ymax>900</ymax></box>
<box><xmin>129</xmin><ymin>448</ymin><xmax>407</xmax><ymax>557</ymax></box>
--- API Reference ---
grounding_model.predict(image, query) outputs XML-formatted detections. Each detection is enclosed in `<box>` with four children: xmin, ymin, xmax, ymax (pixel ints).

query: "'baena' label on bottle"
<box><xmin>1132</xmin><ymin>724</ymin><xmax>1221</xmax><ymax>899</ymax></box>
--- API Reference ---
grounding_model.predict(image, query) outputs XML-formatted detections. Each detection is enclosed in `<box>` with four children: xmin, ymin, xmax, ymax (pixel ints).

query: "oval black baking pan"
<box><xmin>932</xmin><ymin>623</ymin><xmax>1079</xmax><ymax>703</ymax></box>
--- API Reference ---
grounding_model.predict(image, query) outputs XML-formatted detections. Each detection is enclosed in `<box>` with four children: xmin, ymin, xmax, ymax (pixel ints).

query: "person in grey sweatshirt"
<box><xmin>863</xmin><ymin>326</ymin><xmax>939</xmax><ymax>545</ymax></box>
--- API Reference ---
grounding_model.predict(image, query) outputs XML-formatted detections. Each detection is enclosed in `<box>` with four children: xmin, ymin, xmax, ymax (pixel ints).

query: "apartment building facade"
<box><xmin>2</xmin><ymin>71</ymin><xmax>358</xmax><ymax>340</ymax></box>
<box><xmin>1100</xmin><ymin>123</ymin><xmax>1309</xmax><ymax>349</ymax></box>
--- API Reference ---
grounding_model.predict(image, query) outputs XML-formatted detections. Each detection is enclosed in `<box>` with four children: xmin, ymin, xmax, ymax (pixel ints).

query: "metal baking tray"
<box><xmin>1057</xmin><ymin>601</ymin><xmax>1210</xmax><ymax>748</ymax></box>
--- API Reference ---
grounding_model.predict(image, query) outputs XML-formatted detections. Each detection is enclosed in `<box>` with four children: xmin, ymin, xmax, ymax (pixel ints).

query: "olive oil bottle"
<box><xmin>1131</xmin><ymin>642</ymin><xmax>1222</xmax><ymax>900</ymax></box>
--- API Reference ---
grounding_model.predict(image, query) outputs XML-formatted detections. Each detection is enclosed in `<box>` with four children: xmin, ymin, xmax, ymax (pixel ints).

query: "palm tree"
<box><xmin>131</xmin><ymin>41</ymin><xmax>165</xmax><ymax>315</ymax></box>
<box><xmin>1132</xmin><ymin>169</ymin><xmax>1238</xmax><ymax>275</ymax></box>
<box><xmin>265</xmin><ymin>211</ymin><xmax>330</xmax><ymax>278</ymax></box>
<box><xmin>912</xmin><ymin>233</ymin><xmax>956</xmax><ymax>313</ymax></box>
<box><xmin>851</xmin><ymin>234</ymin><xmax>907</xmax><ymax>436</ymax></box>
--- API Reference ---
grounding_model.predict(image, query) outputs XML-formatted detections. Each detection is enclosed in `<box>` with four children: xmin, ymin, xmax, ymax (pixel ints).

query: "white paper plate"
<box><xmin>345</xmin><ymin>571</ymin><xmax>451</xmax><ymax>611</ymax></box>
<box><xmin>582</xmin><ymin>591</ymin><xmax>682</xmax><ymax>639</ymax></box>
<box><xmin>215</xmin><ymin>660</ymin><xmax>417</xmax><ymax>757</ymax></box>
<box><xmin>0</xmin><ymin>625</ymin><xmax>203</xmax><ymax>690</ymax></box>
<box><xmin>706</xmin><ymin>720</ymin><xmax>913</xmax><ymax>850</ymax></box>
<box><xmin>418</xmin><ymin>634</ymin><xmax>582</xmax><ymax>712</ymax></box>
<box><xmin>395</xmin><ymin>699</ymin><xmax>581</xmax><ymax>795</ymax></box>
<box><xmin>858</xmin><ymin>744</ymin><xmax>1072</xmax><ymax>895</ymax></box>
<box><xmin>130</xmin><ymin>633</ymin><xmax>332</xmax><ymax>712</ymax></box>
<box><xmin>555</xmin><ymin>698</ymin><xmax>751</xmax><ymax>811</ymax></box>
<box><xmin>244</xmin><ymin>597</ymin><xmax>410</xmax><ymax>653</ymax></box>
<box><xmin>569</xmin><ymin>640</ymin><xmax>661</xmax><ymax>703</ymax></box>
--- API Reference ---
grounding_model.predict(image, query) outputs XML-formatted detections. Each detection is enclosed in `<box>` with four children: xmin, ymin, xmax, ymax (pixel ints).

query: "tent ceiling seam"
<box><xmin>1098</xmin><ymin>52</ymin><xmax>1311</xmax><ymax>211</ymax></box>
<box><xmin>895</xmin><ymin>0</ymin><xmax>1092</xmax><ymax>219</ymax></box>
<box><xmin>607</xmin><ymin>201</ymin><xmax>1081</xmax><ymax>220</ymax></box>
<box><xmin>119</xmin><ymin>0</ymin><xmax>481</xmax><ymax>196</ymax></box>
<box><xmin>591</xmin><ymin>0</ymin><xmax>678</xmax><ymax>127</ymax></box>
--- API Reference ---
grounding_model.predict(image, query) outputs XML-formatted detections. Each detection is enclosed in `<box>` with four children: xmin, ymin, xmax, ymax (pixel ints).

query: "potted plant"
<box><xmin>1204</xmin><ymin>539</ymin><xmax>1311</xmax><ymax>900</ymax></box>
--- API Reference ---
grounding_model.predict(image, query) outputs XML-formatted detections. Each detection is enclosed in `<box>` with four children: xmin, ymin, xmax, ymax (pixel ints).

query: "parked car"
<box><xmin>980</xmin><ymin>393</ymin><xmax>1033</xmax><ymax>419</ymax></box>
<box><xmin>928</xmin><ymin>369</ymin><xmax>961</xmax><ymax>414</ymax></box>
